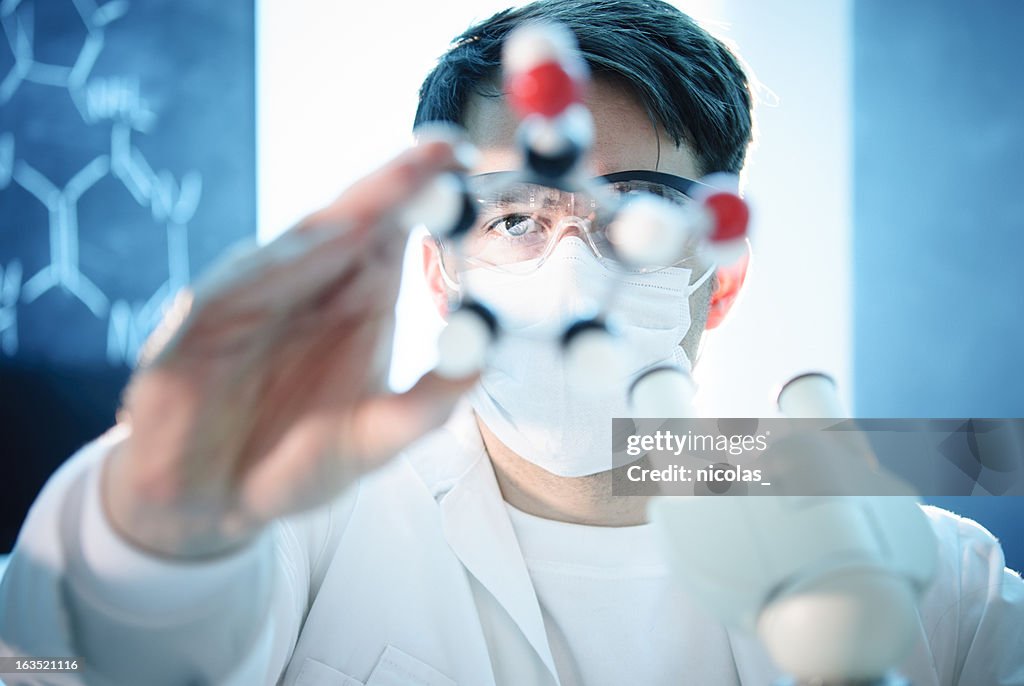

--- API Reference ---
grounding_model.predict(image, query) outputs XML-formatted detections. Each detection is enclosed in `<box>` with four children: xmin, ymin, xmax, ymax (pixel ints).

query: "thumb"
<box><xmin>352</xmin><ymin>370</ymin><xmax>479</xmax><ymax>465</ymax></box>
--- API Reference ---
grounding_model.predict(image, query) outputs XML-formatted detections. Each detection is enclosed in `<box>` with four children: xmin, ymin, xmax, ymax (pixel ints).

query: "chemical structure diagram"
<box><xmin>0</xmin><ymin>0</ymin><xmax>202</xmax><ymax>364</ymax></box>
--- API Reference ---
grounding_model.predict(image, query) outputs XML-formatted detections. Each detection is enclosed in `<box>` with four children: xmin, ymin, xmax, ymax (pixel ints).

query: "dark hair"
<box><xmin>414</xmin><ymin>0</ymin><xmax>754</xmax><ymax>174</ymax></box>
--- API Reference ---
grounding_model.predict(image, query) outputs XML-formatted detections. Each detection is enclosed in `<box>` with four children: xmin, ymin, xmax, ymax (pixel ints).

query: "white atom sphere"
<box><xmin>611</xmin><ymin>195</ymin><xmax>689</xmax><ymax>267</ymax></box>
<box><xmin>435</xmin><ymin>307</ymin><xmax>493</xmax><ymax>379</ymax></box>
<box><xmin>400</xmin><ymin>172</ymin><xmax>463</xmax><ymax>237</ymax></box>
<box><xmin>776</xmin><ymin>372</ymin><xmax>845</xmax><ymax>418</ymax></box>
<box><xmin>709</xmin><ymin>237</ymin><xmax>748</xmax><ymax>267</ymax></box>
<box><xmin>502</xmin><ymin>22</ymin><xmax>577</xmax><ymax>75</ymax></box>
<box><xmin>564</xmin><ymin>326</ymin><xmax>625</xmax><ymax>392</ymax></box>
<box><xmin>524</xmin><ymin>116</ymin><xmax>572</xmax><ymax>156</ymax></box>
<box><xmin>757</xmin><ymin>571</ymin><xmax>920</xmax><ymax>681</ymax></box>
<box><xmin>560</xmin><ymin>103</ymin><xmax>594</xmax><ymax>149</ymax></box>
<box><xmin>522</xmin><ymin>105</ymin><xmax>593</xmax><ymax>158</ymax></box>
<box><xmin>630</xmin><ymin>367</ymin><xmax>696</xmax><ymax>418</ymax></box>
<box><xmin>692</xmin><ymin>171</ymin><xmax>742</xmax><ymax>202</ymax></box>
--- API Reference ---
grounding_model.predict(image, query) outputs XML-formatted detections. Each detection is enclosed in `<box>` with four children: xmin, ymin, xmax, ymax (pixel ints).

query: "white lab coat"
<box><xmin>1</xmin><ymin>403</ymin><xmax>1022</xmax><ymax>686</ymax></box>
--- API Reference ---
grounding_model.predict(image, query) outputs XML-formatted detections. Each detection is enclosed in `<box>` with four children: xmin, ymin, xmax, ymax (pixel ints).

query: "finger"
<box><xmin>190</xmin><ymin>153</ymin><xmax>436</xmax><ymax>330</ymax></box>
<box><xmin>186</xmin><ymin>138</ymin><xmax>465</xmax><ymax>312</ymax></box>
<box><xmin>189</xmin><ymin>229</ymin><xmax>357</xmax><ymax>310</ymax></box>
<box><xmin>225</xmin><ymin>309</ymin><xmax>389</xmax><ymax>489</ymax></box>
<box><xmin>300</xmin><ymin>140</ymin><xmax>470</xmax><ymax>237</ymax></box>
<box><xmin>171</xmin><ymin>230</ymin><xmax>395</xmax><ymax>361</ymax></box>
<box><xmin>236</xmin><ymin>370</ymin><xmax>476</xmax><ymax>523</ymax></box>
<box><xmin>263</xmin><ymin>209</ymin><xmax>410</xmax><ymax>311</ymax></box>
<box><xmin>348</xmin><ymin>370</ymin><xmax>480</xmax><ymax>467</ymax></box>
<box><xmin>174</xmin><ymin>138</ymin><xmax>463</xmax><ymax>350</ymax></box>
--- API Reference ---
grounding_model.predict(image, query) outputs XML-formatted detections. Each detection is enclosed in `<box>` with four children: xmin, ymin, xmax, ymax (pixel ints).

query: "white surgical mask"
<box><xmin>450</xmin><ymin>237</ymin><xmax>713</xmax><ymax>477</ymax></box>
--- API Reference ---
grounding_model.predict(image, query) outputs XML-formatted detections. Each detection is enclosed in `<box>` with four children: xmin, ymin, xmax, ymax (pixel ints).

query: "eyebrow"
<box><xmin>480</xmin><ymin>186</ymin><xmax>569</xmax><ymax>210</ymax></box>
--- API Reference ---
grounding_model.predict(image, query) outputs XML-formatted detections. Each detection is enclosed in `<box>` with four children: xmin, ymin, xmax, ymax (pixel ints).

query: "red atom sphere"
<box><xmin>507</xmin><ymin>61</ymin><xmax>580</xmax><ymax>118</ymax></box>
<box><xmin>703</xmin><ymin>192</ymin><xmax>749</xmax><ymax>242</ymax></box>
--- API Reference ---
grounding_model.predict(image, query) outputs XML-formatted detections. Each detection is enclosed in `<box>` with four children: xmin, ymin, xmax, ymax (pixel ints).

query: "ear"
<box><xmin>422</xmin><ymin>237</ymin><xmax>452</xmax><ymax>320</ymax></box>
<box><xmin>705</xmin><ymin>246</ymin><xmax>750</xmax><ymax>330</ymax></box>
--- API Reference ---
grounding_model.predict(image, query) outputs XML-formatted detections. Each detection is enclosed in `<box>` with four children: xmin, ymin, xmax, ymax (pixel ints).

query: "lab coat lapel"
<box><xmin>440</xmin><ymin>459</ymin><xmax>561</xmax><ymax>683</ymax></box>
<box><xmin>406</xmin><ymin>403</ymin><xmax>561</xmax><ymax>684</ymax></box>
<box><xmin>726</xmin><ymin>626</ymin><xmax>784</xmax><ymax>685</ymax></box>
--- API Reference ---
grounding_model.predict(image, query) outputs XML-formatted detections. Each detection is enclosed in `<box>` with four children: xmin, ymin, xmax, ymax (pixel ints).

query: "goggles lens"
<box><xmin>447</xmin><ymin>172</ymin><xmax>704</xmax><ymax>274</ymax></box>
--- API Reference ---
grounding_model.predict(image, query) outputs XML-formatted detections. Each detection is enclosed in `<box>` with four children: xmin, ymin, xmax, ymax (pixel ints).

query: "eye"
<box><xmin>487</xmin><ymin>214</ymin><xmax>538</xmax><ymax>238</ymax></box>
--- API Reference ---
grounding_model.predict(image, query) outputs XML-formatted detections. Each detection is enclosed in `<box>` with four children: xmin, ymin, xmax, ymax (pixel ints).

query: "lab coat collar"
<box><xmin>725</xmin><ymin>627</ymin><xmax>784</xmax><ymax>685</ymax></box>
<box><xmin>404</xmin><ymin>403</ymin><xmax>786</xmax><ymax>686</ymax></box>
<box><xmin>404</xmin><ymin>401</ymin><xmax>562</xmax><ymax>684</ymax></box>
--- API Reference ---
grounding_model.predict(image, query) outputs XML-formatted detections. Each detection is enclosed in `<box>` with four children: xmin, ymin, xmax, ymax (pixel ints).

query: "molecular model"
<box><xmin>404</xmin><ymin>21</ymin><xmax>751</xmax><ymax>417</ymax></box>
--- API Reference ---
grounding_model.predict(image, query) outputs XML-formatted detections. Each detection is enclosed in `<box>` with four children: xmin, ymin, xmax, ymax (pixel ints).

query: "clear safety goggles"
<box><xmin>439</xmin><ymin>171</ymin><xmax>711</xmax><ymax>275</ymax></box>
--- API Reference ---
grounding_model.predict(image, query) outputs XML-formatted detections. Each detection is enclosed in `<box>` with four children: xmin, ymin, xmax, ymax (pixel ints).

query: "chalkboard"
<box><xmin>0</xmin><ymin>0</ymin><xmax>255</xmax><ymax>550</ymax></box>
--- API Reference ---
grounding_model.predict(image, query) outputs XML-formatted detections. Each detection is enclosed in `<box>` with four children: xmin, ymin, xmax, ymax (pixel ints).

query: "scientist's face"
<box><xmin>422</xmin><ymin>77</ymin><xmax>718</xmax><ymax>359</ymax></box>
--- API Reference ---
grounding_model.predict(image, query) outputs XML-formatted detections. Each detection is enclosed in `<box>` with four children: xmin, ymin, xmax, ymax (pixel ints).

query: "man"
<box><xmin>0</xmin><ymin>1</ymin><xmax>1021</xmax><ymax>684</ymax></box>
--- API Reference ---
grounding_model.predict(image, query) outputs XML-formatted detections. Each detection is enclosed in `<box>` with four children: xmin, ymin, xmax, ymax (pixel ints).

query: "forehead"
<box><xmin>462</xmin><ymin>77</ymin><xmax>702</xmax><ymax>179</ymax></box>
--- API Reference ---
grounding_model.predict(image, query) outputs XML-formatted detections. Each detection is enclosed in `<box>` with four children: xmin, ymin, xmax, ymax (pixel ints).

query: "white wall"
<box><xmin>693</xmin><ymin>0</ymin><xmax>852</xmax><ymax>415</ymax></box>
<box><xmin>257</xmin><ymin>0</ymin><xmax>514</xmax><ymax>391</ymax></box>
<box><xmin>257</xmin><ymin>0</ymin><xmax>851</xmax><ymax>415</ymax></box>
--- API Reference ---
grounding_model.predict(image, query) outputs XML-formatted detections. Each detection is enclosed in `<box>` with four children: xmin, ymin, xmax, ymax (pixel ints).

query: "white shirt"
<box><xmin>0</xmin><ymin>404</ymin><xmax>1021</xmax><ymax>685</ymax></box>
<box><xmin>505</xmin><ymin>503</ymin><xmax>740</xmax><ymax>686</ymax></box>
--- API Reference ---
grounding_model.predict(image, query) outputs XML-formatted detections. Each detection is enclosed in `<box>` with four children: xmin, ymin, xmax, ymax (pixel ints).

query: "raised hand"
<box><xmin>102</xmin><ymin>141</ymin><xmax>476</xmax><ymax>559</ymax></box>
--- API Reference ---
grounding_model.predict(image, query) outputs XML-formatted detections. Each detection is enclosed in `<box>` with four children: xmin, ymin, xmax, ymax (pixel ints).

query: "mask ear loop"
<box><xmin>682</xmin><ymin>263</ymin><xmax>718</xmax><ymax>372</ymax></box>
<box><xmin>438</xmin><ymin>242</ymin><xmax>462</xmax><ymax>294</ymax></box>
<box><xmin>687</xmin><ymin>263</ymin><xmax>717</xmax><ymax>295</ymax></box>
<box><xmin>435</xmin><ymin>239</ymin><xmax>469</xmax><ymax>318</ymax></box>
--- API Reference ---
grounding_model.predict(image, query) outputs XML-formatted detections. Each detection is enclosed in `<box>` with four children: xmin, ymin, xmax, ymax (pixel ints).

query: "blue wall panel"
<box><xmin>854</xmin><ymin>1</ymin><xmax>1024</xmax><ymax>571</ymax></box>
